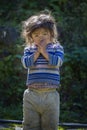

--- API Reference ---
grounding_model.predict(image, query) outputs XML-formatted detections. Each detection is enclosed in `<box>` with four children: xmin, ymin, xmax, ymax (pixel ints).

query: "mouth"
<box><xmin>40</xmin><ymin>39</ymin><xmax>45</xmax><ymax>43</ymax></box>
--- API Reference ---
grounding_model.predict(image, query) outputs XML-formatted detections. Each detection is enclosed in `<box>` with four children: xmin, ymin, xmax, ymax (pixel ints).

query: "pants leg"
<box><xmin>41</xmin><ymin>91</ymin><xmax>60</xmax><ymax>130</ymax></box>
<box><xmin>23</xmin><ymin>89</ymin><xmax>41</xmax><ymax>130</ymax></box>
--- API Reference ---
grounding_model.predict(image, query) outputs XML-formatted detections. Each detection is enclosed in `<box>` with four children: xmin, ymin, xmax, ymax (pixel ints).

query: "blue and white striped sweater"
<box><xmin>21</xmin><ymin>43</ymin><xmax>64</xmax><ymax>87</ymax></box>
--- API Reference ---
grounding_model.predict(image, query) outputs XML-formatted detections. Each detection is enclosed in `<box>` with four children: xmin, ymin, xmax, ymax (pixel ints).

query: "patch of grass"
<box><xmin>0</xmin><ymin>124</ymin><xmax>87</xmax><ymax>130</ymax></box>
<box><xmin>1</xmin><ymin>127</ymin><xmax>87</xmax><ymax>130</ymax></box>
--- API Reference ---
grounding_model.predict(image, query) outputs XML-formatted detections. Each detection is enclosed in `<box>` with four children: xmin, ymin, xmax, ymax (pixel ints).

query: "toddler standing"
<box><xmin>21</xmin><ymin>10</ymin><xmax>64</xmax><ymax>130</ymax></box>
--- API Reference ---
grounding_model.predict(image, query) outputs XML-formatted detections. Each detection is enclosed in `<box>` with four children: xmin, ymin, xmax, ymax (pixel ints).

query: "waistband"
<box><xmin>28</xmin><ymin>82</ymin><xmax>58</xmax><ymax>89</ymax></box>
<box><xmin>29</xmin><ymin>88</ymin><xmax>56</xmax><ymax>93</ymax></box>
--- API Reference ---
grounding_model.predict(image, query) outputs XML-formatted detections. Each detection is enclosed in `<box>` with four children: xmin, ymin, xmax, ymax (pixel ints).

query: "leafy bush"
<box><xmin>0</xmin><ymin>0</ymin><xmax>87</xmax><ymax>123</ymax></box>
<box><xmin>60</xmin><ymin>46</ymin><xmax>87</xmax><ymax>123</ymax></box>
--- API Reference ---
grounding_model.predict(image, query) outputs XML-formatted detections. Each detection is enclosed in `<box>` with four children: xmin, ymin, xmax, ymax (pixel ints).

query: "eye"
<box><xmin>43</xmin><ymin>33</ymin><xmax>47</xmax><ymax>35</ymax></box>
<box><xmin>34</xmin><ymin>34</ymin><xmax>39</xmax><ymax>37</ymax></box>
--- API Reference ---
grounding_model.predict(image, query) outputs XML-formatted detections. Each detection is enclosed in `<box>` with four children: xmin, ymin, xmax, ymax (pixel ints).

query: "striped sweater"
<box><xmin>21</xmin><ymin>42</ymin><xmax>64</xmax><ymax>88</ymax></box>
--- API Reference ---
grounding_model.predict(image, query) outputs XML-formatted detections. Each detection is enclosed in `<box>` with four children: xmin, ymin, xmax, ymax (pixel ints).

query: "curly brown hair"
<box><xmin>22</xmin><ymin>10</ymin><xmax>58</xmax><ymax>45</ymax></box>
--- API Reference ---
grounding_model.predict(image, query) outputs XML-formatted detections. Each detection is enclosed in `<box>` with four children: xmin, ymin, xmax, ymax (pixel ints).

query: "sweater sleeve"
<box><xmin>48</xmin><ymin>44</ymin><xmax>64</xmax><ymax>67</ymax></box>
<box><xmin>21</xmin><ymin>47</ymin><xmax>35</xmax><ymax>69</ymax></box>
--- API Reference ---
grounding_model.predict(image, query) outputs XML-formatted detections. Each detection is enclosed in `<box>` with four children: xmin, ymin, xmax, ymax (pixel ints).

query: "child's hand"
<box><xmin>38</xmin><ymin>40</ymin><xmax>47</xmax><ymax>53</ymax></box>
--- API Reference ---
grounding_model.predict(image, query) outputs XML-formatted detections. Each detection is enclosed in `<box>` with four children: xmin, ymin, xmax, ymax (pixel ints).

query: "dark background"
<box><xmin>0</xmin><ymin>0</ymin><xmax>87</xmax><ymax>123</ymax></box>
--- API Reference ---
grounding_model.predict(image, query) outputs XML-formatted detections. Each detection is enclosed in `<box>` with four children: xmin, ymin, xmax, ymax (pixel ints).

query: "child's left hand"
<box><xmin>37</xmin><ymin>40</ymin><xmax>50</xmax><ymax>61</ymax></box>
<box><xmin>38</xmin><ymin>40</ymin><xmax>47</xmax><ymax>53</ymax></box>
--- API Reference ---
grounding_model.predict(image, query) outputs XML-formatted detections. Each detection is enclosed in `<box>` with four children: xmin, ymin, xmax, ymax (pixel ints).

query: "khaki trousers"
<box><xmin>23</xmin><ymin>88</ymin><xmax>60</xmax><ymax>130</ymax></box>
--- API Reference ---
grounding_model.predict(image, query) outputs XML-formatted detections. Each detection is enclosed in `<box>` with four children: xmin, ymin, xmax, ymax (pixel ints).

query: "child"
<box><xmin>21</xmin><ymin>10</ymin><xmax>64</xmax><ymax>130</ymax></box>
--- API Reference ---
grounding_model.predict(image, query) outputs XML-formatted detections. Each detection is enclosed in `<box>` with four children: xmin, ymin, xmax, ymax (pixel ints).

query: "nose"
<box><xmin>39</xmin><ymin>34</ymin><xmax>43</xmax><ymax>38</ymax></box>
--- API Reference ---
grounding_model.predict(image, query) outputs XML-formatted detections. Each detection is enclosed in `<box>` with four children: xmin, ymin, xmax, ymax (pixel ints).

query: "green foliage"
<box><xmin>0</xmin><ymin>43</ymin><xmax>25</xmax><ymax>106</ymax></box>
<box><xmin>0</xmin><ymin>103</ymin><xmax>22</xmax><ymax>120</ymax></box>
<box><xmin>60</xmin><ymin>46</ymin><xmax>87</xmax><ymax>123</ymax></box>
<box><xmin>0</xmin><ymin>0</ymin><xmax>87</xmax><ymax>124</ymax></box>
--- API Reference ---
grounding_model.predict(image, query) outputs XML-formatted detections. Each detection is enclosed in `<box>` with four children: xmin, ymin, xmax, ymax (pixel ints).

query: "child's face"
<box><xmin>31</xmin><ymin>28</ymin><xmax>52</xmax><ymax>45</ymax></box>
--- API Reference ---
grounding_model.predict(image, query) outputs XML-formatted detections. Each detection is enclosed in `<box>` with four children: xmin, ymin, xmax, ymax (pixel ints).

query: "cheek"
<box><xmin>32</xmin><ymin>37</ymin><xmax>37</xmax><ymax>42</ymax></box>
<box><xmin>35</xmin><ymin>38</ymin><xmax>39</xmax><ymax>42</ymax></box>
<box><xmin>47</xmin><ymin>36</ymin><xmax>53</xmax><ymax>43</ymax></box>
<box><xmin>33</xmin><ymin>38</ymin><xmax>40</xmax><ymax>44</ymax></box>
<box><xmin>47</xmin><ymin>35</ymin><xmax>51</xmax><ymax>40</ymax></box>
